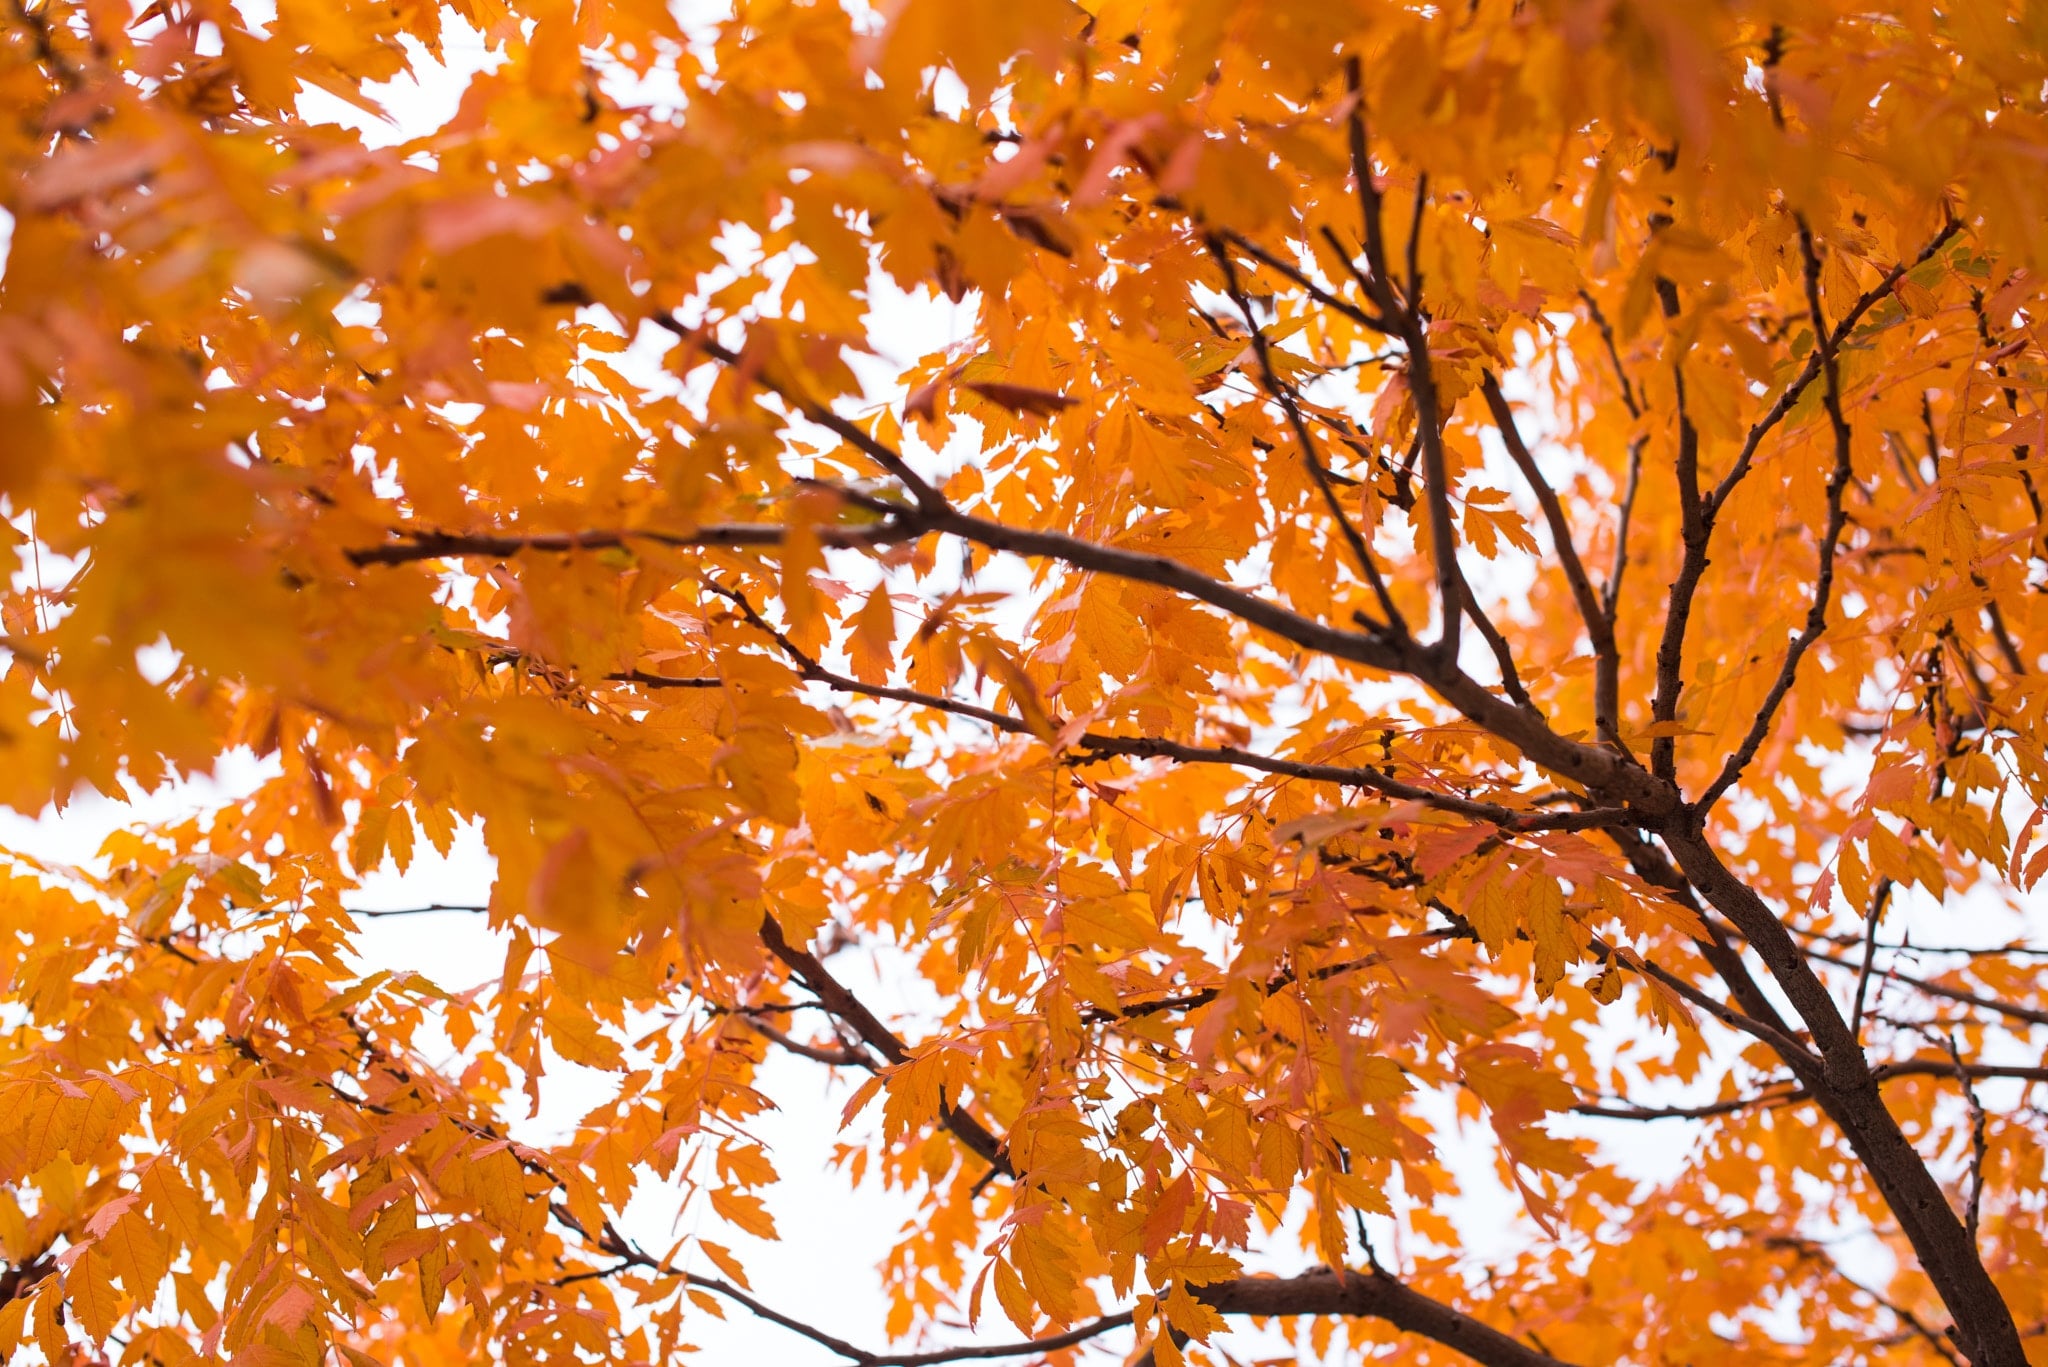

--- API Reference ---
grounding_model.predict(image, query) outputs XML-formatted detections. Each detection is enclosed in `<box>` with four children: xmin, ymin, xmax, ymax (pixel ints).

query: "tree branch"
<box><xmin>1573</xmin><ymin>1086</ymin><xmax>1807</xmax><ymax>1121</ymax></box>
<box><xmin>1343</xmin><ymin>56</ymin><xmax>1460</xmax><ymax>661</ymax></box>
<box><xmin>1479</xmin><ymin>374</ymin><xmax>1619</xmax><ymax>744</ymax></box>
<box><xmin>1594</xmin><ymin>932</ymin><xmax>1824</xmax><ymax>1070</ymax></box>
<box><xmin>1792</xmin><ymin>927</ymin><xmax>2048</xmax><ymax>961</ymax></box>
<box><xmin>349</xmin><ymin>381</ymin><xmax>1680</xmax><ymax>818</ymax></box>
<box><xmin>706</xmin><ymin>576</ymin><xmax>1598</xmax><ymax>832</ymax></box>
<box><xmin>1578</xmin><ymin>1058</ymin><xmax>2048</xmax><ymax>1123</ymax></box>
<box><xmin>758</xmin><ymin>912</ymin><xmax>1015</xmax><ymax>1179</ymax></box>
<box><xmin>1696</xmin><ymin>219</ymin><xmax>1859</xmax><ymax>813</ymax></box>
<box><xmin>1069</xmin><ymin>734</ymin><xmax>1631</xmax><ymax>832</ymax></box>
<box><xmin>1455</xmin><ymin>569</ymin><xmax>1537</xmax><ymax>711</ymax></box>
<box><xmin>345</xmin><ymin>521</ymin><xmax>902</xmax><ymax>566</ymax></box>
<box><xmin>1194</xmin><ymin>1266</ymin><xmax>1579</xmax><ymax>1367</ymax></box>
<box><xmin>1943</xmin><ymin>1032</ymin><xmax>1989</xmax><ymax>1250</ymax></box>
<box><xmin>679</xmin><ymin>328</ymin><xmax>953</xmax><ymax>516</ymax></box>
<box><xmin>1636</xmin><ymin>220</ymin><xmax>1958</xmax><ymax>790</ymax></box>
<box><xmin>1803</xmin><ymin>940</ymin><xmax>2048</xmax><ymax>1029</ymax></box>
<box><xmin>1576</xmin><ymin>290</ymin><xmax>1642</xmax><ymax>421</ymax></box>
<box><xmin>1208</xmin><ymin>234</ymin><xmax>1406</xmax><ymax>629</ymax></box>
<box><xmin>1648</xmin><ymin>361</ymin><xmax>1706</xmax><ymax>782</ymax></box>
<box><xmin>735</xmin><ymin>1008</ymin><xmax>878</xmax><ymax>1068</ymax></box>
<box><xmin>1661</xmin><ymin>827</ymin><xmax>2026</xmax><ymax>1364</ymax></box>
<box><xmin>1707</xmin><ymin>218</ymin><xmax>1961</xmax><ymax>519</ymax></box>
<box><xmin>346</xmin><ymin>902</ymin><xmax>492</xmax><ymax>918</ymax></box>
<box><xmin>1213</xmin><ymin>227</ymin><xmax>1393</xmax><ymax>335</ymax></box>
<box><xmin>1764</xmin><ymin>1230</ymin><xmax>1965</xmax><ymax>1367</ymax></box>
<box><xmin>1086</xmin><ymin>934</ymin><xmax>1457</xmax><ymax>1023</ymax></box>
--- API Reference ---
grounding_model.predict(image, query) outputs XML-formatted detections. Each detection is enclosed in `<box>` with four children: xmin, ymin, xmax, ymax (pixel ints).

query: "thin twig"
<box><xmin>1213</xmin><ymin>228</ymin><xmax>1393</xmax><ymax>334</ymax></box>
<box><xmin>1943</xmin><ymin>1032</ymin><xmax>1989</xmax><ymax>1249</ymax></box>
<box><xmin>1850</xmin><ymin>879</ymin><xmax>1894</xmax><ymax>1043</ymax></box>
<box><xmin>1696</xmin><ymin>219</ymin><xmax>1860</xmax><ymax>812</ymax></box>
<box><xmin>1707</xmin><ymin>218</ymin><xmax>1963</xmax><ymax>520</ymax></box>
<box><xmin>1480</xmin><ymin>374</ymin><xmax>1617</xmax><ymax>741</ymax></box>
<box><xmin>1344</xmin><ymin>56</ymin><xmax>1460</xmax><ymax>661</ymax></box>
<box><xmin>1207</xmin><ymin>234</ymin><xmax>1406</xmax><ymax>628</ymax></box>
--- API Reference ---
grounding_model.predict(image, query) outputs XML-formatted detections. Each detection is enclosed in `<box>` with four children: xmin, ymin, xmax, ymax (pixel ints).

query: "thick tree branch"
<box><xmin>1661</xmin><ymin>827</ymin><xmax>2026</xmax><ymax>1364</ymax></box>
<box><xmin>1194</xmin><ymin>1266</ymin><xmax>1578</xmax><ymax>1367</ymax></box>
<box><xmin>350</xmin><ymin>516</ymin><xmax>1679</xmax><ymax>820</ymax></box>
<box><xmin>1648</xmin><ymin>364</ymin><xmax>1707</xmax><ymax>781</ymax></box>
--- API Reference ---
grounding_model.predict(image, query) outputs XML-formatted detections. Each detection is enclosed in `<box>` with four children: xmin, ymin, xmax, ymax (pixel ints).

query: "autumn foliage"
<box><xmin>7</xmin><ymin>0</ymin><xmax>2048</xmax><ymax>1363</ymax></box>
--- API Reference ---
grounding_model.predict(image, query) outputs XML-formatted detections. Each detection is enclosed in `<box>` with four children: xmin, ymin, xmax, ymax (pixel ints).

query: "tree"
<box><xmin>3</xmin><ymin>0</ymin><xmax>2048</xmax><ymax>1362</ymax></box>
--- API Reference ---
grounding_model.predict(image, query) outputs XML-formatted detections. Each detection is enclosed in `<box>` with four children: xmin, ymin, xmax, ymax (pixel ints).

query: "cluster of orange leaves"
<box><xmin>3</xmin><ymin>0</ymin><xmax>2048</xmax><ymax>1365</ymax></box>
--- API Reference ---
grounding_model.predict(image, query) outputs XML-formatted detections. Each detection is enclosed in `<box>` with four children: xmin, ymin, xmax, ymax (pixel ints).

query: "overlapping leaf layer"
<box><xmin>3</xmin><ymin>2</ymin><xmax>2048</xmax><ymax>1364</ymax></box>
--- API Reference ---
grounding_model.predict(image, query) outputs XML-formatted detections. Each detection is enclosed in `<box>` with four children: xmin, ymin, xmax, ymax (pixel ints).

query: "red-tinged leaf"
<box><xmin>966</xmin><ymin>1258</ymin><xmax>992</xmax><ymax>1329</ymax></box>
<box><xmin>961</xmin><ymin>381</ymin><xmax>1077</xmax><ymax>417</ymax></box>
<box><xmin>260</xmin><ymin>1284</ymin><xmax>320</xmax><ymax>1333</ymax></box>
<box><xmin>373</xmin><ymin>1112</ymin><xmax>443</xmax><ymax>1157</ymax></box>
<box><xmin>903</xmin><ymin>379</ymin><xmax>944</xmax><ymax>422</ymax></box>
<box><xmin>83</xmin><ymin>1194</ymin><xmax>139</xmax><ymax>1240</ymax></box>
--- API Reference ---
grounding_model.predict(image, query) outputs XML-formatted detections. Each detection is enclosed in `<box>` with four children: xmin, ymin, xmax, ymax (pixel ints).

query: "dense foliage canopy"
<box><xmin>5</xmin><ymin>0</ymin><xmax>2048</xmax><ymax>1364</ymax></box>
